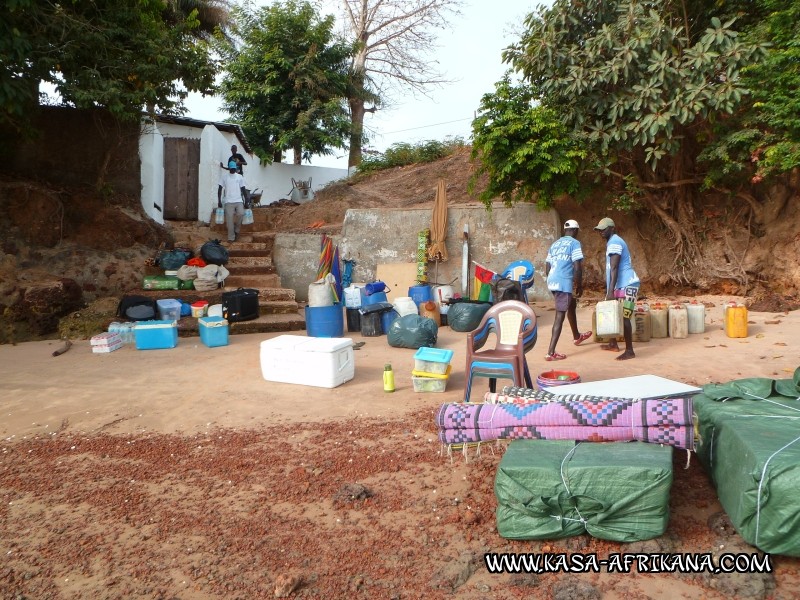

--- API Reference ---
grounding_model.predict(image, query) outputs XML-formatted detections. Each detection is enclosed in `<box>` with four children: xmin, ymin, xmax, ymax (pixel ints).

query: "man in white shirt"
<box><xmin>218</xmin><ymin>161</ymin><xmax>247</xmax><ymax>242</ymax></box>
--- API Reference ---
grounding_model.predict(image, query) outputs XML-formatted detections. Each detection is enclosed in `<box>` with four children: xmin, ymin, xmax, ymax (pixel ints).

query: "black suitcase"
<box><xmin>222</xmin><ymin>288</ymin><xmax>260</xmax><ymax>322</ymax></box>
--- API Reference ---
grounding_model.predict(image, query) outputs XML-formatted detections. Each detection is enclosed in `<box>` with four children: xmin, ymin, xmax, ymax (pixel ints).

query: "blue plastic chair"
<box><xmin>502</xmin><ymin>260</ymin><xmax>536</xmax><ymax>303</ymax></box>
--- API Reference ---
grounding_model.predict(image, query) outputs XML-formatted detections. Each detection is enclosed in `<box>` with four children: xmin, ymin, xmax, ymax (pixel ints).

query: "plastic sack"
<box><xmin>157</xmin><ymin>249</ymin><xmax>191</xmax><ymax>270</ymax></box>
<box><xmin>214</xmin><ymin>207</ymin><xmax>224</xmax><ymax>224</ymax></box>
<box><xmin>447</xmin><ymin>301</ymin><xmax>492</xmax><ymax>332</ymax></box>
<box><xmin>387</xmin><ymin>314</ymin><xmax>438</xmax><ymax>349</ymax></box>
<box><xmin>200</xmin><ymin>239</ymin><xmax>229</xmax><ymax>266</ymax></box>
<box><xmin>194</xmin><ymin>264</ymin><xmax>230</xmax><ymax>292</ymax></box>
<box><xmin>242</xmin><ymin>208</ymin><xmax>254</xmax><ymax>225</ymax></box>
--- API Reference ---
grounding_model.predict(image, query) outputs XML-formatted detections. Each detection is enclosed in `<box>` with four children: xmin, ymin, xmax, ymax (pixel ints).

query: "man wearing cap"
<box><xmin>218</xmin><ymin>162</ymin><xmax>248</xmax><ymax>242</ymax></box>
<box><xmin>543</xmin><ymin>219</ymin><xmax>592</xmax><ymax>361</ymax></box>
<box><xmin>220</xmin><ymin>144</ymin><xmax>247</xmax><ymax>175</ymax></box>
<box><xmin>594</xmin><ymin>217</ymin><xmax>640</xmax><ymax>360</ymax></box>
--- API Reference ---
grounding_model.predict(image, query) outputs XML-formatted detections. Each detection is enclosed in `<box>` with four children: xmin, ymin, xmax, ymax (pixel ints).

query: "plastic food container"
<box><xmin>412</xmin><ymin>369</ymin><xmax>450</xmax><ymax>393</ymax></box>
<box><xmin>413</xmin><ymin>347</ymin><xmax>454</xmax><ymax>375</ymax></box>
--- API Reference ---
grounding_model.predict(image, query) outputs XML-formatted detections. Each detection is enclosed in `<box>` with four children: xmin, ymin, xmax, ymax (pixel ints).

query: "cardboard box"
<box><xmin>199</xmin><ymin>316</ymin><xmax>229</xmax><ymax>348</ymax></box>
<box><xmin>260</xmin><ymin>335</ymin><xmax>354</xmax><ymax>388</ymax></box>
<box><xmin>134</xmin><ymin>320</ymin><xmax>178</xmax><ymax>350</ymax></box>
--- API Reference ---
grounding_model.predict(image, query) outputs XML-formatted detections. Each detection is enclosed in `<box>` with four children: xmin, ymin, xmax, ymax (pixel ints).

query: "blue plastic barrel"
<box><xmin>408</xmin><ymin>284</ymin><xmax>432</xmax><ymax>307</ymax></box>
<box><xmin>305</xmin><ymin>304</ymin><xmax>344</xmax><ymax>337</ymax></box>
<box><xmin>381</xmin><ymin>309</ymin><xmax>399</xmax><ymax>334</ymax></box>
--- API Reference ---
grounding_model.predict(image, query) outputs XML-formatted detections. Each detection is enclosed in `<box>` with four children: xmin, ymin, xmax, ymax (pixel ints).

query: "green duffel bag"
<box><xmin>447</xmin><ymin>301</ymin><xmax>492</xmax><ymax>332</ymax></box>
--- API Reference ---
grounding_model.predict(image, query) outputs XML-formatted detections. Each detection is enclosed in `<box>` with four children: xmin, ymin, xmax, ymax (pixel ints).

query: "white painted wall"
<box><xmin>140</xmin><ymin>119</ymin><xmax>349</xmax><ymax>224</ymax></box>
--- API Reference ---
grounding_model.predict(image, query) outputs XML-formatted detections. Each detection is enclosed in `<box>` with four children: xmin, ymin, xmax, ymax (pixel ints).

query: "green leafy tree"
<box><xmin>218</xmin><ymin>1</ymin><xmax>352</xmax><ymax>164</ymax></box>
<box><xmin>0</xmin><ymin>0</ymin><xmax>222</xmax><ymax>129</ymax></box>
<box><xmin>469</xmin><ymin>75</ymin><xmax>586</xmax><ymax>209</ymax></box>
<box><xmin>500</xmin><ymin>0</ymin><xmax>765</xmax><ymax>283</ymax></box>
<box><xmin>700</xmin><ymin>0</ymin><xmax>800</xmax><ymax>200</ymax></box>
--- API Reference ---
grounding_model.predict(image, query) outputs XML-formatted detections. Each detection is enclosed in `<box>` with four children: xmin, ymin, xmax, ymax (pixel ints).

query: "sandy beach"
<box><xmin>1</xmin><ymin>296</ymin><xmax>798</xmax><ymax>599</ymax></box>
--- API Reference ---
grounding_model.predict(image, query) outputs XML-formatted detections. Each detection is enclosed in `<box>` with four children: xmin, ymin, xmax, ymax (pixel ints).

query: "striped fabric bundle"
<box><xmin>436</xmin><ymin>396</ymin><xmax>694</xmax><ymax>450</ymax></box>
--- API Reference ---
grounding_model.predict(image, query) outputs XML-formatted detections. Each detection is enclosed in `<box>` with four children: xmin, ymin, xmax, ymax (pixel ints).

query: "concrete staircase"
<box><xmin>157</xmin><ymin>210</ymin><xmax>305</xmax><ymax>337</ymax></box>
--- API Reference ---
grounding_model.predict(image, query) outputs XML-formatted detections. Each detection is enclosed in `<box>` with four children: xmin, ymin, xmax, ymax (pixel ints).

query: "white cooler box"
<box><xmin>260</xmin><ymin>335</ymin><xmax>354</xmax><ymax>388</ymax></box>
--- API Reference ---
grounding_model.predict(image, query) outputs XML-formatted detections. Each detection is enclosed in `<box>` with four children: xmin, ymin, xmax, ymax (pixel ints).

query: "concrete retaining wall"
<box><xmin>272</xmin><ymin>204</ymin><xmax>560</xmax><ymax>302</ymax></box>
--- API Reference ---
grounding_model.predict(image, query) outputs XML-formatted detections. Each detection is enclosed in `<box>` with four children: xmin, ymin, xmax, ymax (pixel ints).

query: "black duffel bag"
<box><xmin>201</xmin><ymin>239</ymin><xmax>229</xmax><ymax>266</ymax></box>
<box><xmin>222</xmin><ymin>288</ymin><xmax>259</xmax><ymax>322</ymax></box>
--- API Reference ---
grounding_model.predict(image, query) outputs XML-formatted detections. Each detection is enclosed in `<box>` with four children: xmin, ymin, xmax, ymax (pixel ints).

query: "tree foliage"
<box><xmin>700</xmin><ymin>0</ymin><xmax>800</xmax><ymax>187</ymax></box>
<box><xmin>469</xmin><ymin>75</ymin><xmax>586</xmax><ymax>209</ymax></box>
<box><xmin>218</xmin><ymin>1</ymin><xmax>352</xmax><ymax>164</ymax></box>
<box><xmin>489</xmin><ymin>0</ymin><xmax>771</xmax><ymax>283</ymax></box>
<box><xmin>323</xmin><ymin>0</ymin><xmax>462</xmax><ymax>167</ymax></box>
<box><xmin>0</xmin><ymin>0</ymin><xmax>222</xmax><ymax>129</ymax></box>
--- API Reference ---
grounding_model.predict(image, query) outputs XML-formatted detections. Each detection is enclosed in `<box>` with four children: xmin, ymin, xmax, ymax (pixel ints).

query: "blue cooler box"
<box><xmin>199</xmin><ymin>316</ymin><xmax>229</xmax><ymax>347</ymax></box>
<box><xmin>134</xmin><ymin>320</ymin><xmax>178</xmax><ymax>350</ymax></box>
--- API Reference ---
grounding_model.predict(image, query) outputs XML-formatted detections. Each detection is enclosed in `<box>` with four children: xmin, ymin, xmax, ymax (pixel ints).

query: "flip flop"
<box><xmin>574</xmin><ymin>331</ymin><xmax>592</xmax><ymax>346</ymax></box>
<box><xmin>545</xmin><ymin>352</ymin><xmax>567</xmax><ymax>361</ymax></box>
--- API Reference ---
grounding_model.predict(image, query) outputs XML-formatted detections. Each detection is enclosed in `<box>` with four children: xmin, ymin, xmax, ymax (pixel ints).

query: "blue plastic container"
<box><xmin>305</xmin><ymin>304</ymin><xmax>344</xmax><ymax>337</ymax></box>
<box><xmin>360</xmin><ymin>289</ymin><xmax>388</xmax><ymax>307</ymax></box>
<box><xmin>408</xmin><ymin>284</ymin><xmax>432</xmax><ymax>307</ymax></box>
<box><xmin>134</xmin><ymin>320</ymin><xmax>178</xmax><ymax>350</ymax></box>
<box><xmin>199</xmin><ymin>316</ymin><xmax>229</xmax><ymax>348</ymax></box>
<box><xmin>381</xmin><ymin>309</ymin><xmax>399</xmax><ymax>334</ymax></box>
<box><xmin>364</xmin><ymin>281</ymin><xmax>389</xmax><ymax>296</ymax></box>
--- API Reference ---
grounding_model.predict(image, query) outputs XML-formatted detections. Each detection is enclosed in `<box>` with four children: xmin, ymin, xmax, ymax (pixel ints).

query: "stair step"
<box><xmin>226</xmin><ymin>265</ymin><xmax>276</xmax><ymax>276</ymax></box>
<box><xmin>228</xmin><ymin>249</ymin><xmax>272</xmax><ymax>258</ymax></box>
<box><xmin>176</xmin><ymin>312</ymin><xmax>305</xmax><ymax>337</ymax></box>
<box><xmin>127</xmin><ymin>287</ymin><xmax>296</xmax><ymax>305</ymax></box>
<box><xmin>225</xmin><ymin>274</ymin><xmax>282</xmax><ymax>288</ymax></box>
<box><xmin>227</xmin><ymin>255</ymin><xmax>274</xmax><ymax>268</ymax></box>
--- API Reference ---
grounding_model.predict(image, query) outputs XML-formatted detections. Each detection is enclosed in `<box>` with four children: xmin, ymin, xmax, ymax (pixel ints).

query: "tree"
<box><xmin>500</xmin><ymin>0</ymin><xmax>766</xmax><ymax>284</ymax></box>
<box><xmin>323</xmin><ymin>0</ymin><xmax>462</xmax><ymax>167</ymax></box>
<box><xmin>470</xmin><ymin>75</ymin><xmax>586</xmax><ymax>208</ymax></box>
<box><xmin>0</xmin><ymin>0</ymin><xmax>223</xmax><ymax>129</ymax></box>
<box><xmin>218</xmin><ymin>1</ymin><xmax>352</xmax><ymax>164</ymax></box>
<box><xmin>700</xmin><ymin>0</ymin><xmax>800</xmax><ymax>191</ymax></box>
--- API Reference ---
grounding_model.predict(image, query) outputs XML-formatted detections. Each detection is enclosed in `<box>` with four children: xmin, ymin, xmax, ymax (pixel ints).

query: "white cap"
<box><xmin>563</xmin><ymin>219</ymin><xmax>580</xmax><ymax>229</ymax></box>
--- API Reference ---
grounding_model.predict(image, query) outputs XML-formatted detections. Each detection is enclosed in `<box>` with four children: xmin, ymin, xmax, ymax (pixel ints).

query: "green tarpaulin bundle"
<box><xmin>694</xmin><ymin>366</ymin><xmax>800</xmax><ymax>556</ymax></box>
<box><xmin>495</xmin><ymin>440</ymin><xmax>673</xmax><ymax>542</ymax></box>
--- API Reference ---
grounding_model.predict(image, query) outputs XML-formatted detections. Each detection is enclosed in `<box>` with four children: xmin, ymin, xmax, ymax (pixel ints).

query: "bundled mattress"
<box><xmin>436</xmin><ymin>395</ymin><xmax>694</xmax><ymax>450</ymax></box>
<box><xmin>495</xmin><ymin>440</ymin><xmax>673</xmax><ymax>541</ymax></box>
<box><xmin>694</xmin><ymin>368</ymin><xmax>800</xmax><ymax>556</ymax></box>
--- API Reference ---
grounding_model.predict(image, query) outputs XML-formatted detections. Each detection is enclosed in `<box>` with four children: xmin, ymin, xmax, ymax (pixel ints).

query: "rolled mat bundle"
<box><xmin>436</xmin><ymin>395</ymin><xmax>694</xmax><ymax>450</ymax></box>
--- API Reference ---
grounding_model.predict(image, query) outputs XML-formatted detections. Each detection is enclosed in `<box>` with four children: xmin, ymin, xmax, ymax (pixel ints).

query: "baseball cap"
<box><xmin>563</xmin><ymin>219</ymin><xmax>580</xmax><ymax>229</ymax></box>
<box><xmin>228</xmin><ymin>160</ymin><xmax>238</xmax><ymax>169</ymax></box>
<box><xmin>594</xmin><ymin>217</ymin><xmax>615</xmax><ymax>230</ymax></box>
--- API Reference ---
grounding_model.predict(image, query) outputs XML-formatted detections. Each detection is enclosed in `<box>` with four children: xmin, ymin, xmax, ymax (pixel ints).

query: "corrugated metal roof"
<box><xmin>152</xmin><ymin>113</ymin><xmax>252</xmax><ymax>153</ymax></box>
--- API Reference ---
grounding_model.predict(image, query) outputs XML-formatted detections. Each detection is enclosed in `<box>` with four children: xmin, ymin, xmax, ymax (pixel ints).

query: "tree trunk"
<box><xmin>293</xmin><ymin>146</ymin><xmax>302</xmax><ymax>165</ymax></box>
<box><xmin>348</xmin><ymin>96</ymin><xmax>365</xmax><ymax>168</ymax></box>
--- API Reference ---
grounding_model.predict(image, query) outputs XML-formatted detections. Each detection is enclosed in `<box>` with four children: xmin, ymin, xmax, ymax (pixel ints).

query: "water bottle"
<box><xmin>383</xmin><ymin>363</ymin><xmax>395</xmax><ymax>393</ymax></box>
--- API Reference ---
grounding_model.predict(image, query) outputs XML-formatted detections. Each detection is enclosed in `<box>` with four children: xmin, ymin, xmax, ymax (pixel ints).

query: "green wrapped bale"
<box><xmin>495</xmin><ymin>440</ymin><xmax>673</xmax><ymax>542</ymax></box>
<box><xmin>694</xmin><ymin>369</ymin><xmax>800</xmax><ymax>556</ymax></box>
<box><xmin>143</xmin><ymin>275</ymin><xmax>180</xmax><ymax>290</ymax></box>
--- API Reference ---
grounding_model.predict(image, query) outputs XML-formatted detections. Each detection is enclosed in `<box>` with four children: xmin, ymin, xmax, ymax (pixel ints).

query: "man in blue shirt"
<box><xmin>544</xmin><ymin>219</ymin><xmax>592</xmax><ymax>361</ymax></box>
<box><xmin>594</xmin><ymin>217</ymin><xmax>640</xmax><ymax>360</ymax></box>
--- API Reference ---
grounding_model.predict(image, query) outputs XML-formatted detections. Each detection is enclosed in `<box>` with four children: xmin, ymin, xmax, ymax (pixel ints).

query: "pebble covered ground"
<box><xmin>2</xmin><ymin>410</ymin><xmax>798</xmax><ymax>599</ymax></box>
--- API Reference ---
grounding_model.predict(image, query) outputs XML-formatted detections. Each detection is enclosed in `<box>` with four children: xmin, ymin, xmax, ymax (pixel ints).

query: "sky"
<box><xmin>184</xmin><ymin>0</ymin><xmax>544</xmax><ymax>169</ymax></box>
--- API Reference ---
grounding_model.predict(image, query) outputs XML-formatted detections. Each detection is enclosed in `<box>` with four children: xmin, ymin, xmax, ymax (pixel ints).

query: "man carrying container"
<box><xmin>595</xmin><ymin>217</ymin><xmax>640</xmax><ymax>360</ymax></box>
